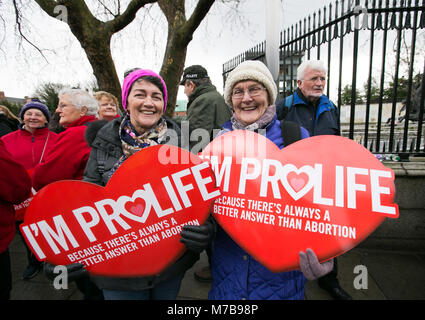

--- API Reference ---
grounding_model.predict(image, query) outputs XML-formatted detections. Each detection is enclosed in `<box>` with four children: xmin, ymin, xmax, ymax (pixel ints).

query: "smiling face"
<box><xmin>23</xmin><ymin>108</ymin><xmax>47</xmax><ymax>133</ymax></box>
<box><xmin>297</xmin><ymin>67</ymin><xmax>326</xmax><ymax>102</ymax></box>
<box><xmin>231</xmin><ymin>80</ymin><xmax>270</xmax><ymax>126</ymax></box>
<box><xmin>98</xmin><ymin>96</ymin><xmax>118</xmax><ymax>121</ymax></box>
<box><xmin>127</xmin><ymin>79</ymin><xmax>164</xmax><ymax>134</ymax></box>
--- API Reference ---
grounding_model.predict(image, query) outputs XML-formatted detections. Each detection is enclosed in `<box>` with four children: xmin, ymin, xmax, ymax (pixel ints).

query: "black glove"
<box><xmin>43</xmin><ymin>262</ymin><xmax>88</xmax><ymax>282</ymax></box>
<box><xmin>180</xmin><ymin>218</ymin><xmax>215</xmax><ymax>253</ymax></box>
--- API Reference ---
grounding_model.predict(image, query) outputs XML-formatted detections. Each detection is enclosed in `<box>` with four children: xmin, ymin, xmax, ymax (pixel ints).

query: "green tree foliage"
<box><xmin>342</xmin><ymin>73</ymin><xmax>423</xmax><ymax>105</ymax></box>
<box><xmin>362</xmin><ymin>78</ymin><xmax>381</xmax><ymax>104</ymax></box>
<box><xmin>341</xmin><ymin>84</ymin><xmax>363</xmax><ymax>105</ymax></box>
<box><xmin>32</xmin><ymin>82</ymin><xmax>65</xmax><ymax>114</ymax></box>
<box><xmin>0</xmin><ymin>99</ymin><xmax>22</xmax><ymax>117</ymax></box>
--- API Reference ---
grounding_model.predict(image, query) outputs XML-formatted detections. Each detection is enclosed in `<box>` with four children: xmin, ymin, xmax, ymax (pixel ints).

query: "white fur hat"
<box><xmin>224</xmin><ymin>60</ymin><xmax>277</xmax><ymax>107</ymax></box>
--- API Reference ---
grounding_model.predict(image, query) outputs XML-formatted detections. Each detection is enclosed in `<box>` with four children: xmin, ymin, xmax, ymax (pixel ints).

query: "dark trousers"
<box><xmin>318</xmin><ymin>257</ymin><xmax>339</xmax><ymax>288</ymax></box>
<box><xmin>16</xmin><ymin>222</ymin><xmax>41</xmax><ymax>268</ymax></box>
<box><xmin>0</xmin><ymin>249</ymin><xmax>12</xmax><ymax>300</ymax></box>
<box><xmin>75</xmin><ymin>276</ymin><xmax>104</xmax><ymax>300</ymax></box>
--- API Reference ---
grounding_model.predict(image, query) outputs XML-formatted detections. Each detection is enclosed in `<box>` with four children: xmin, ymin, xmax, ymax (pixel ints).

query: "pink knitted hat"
<box><xmin>121</xmin><ymin>69</ymin><xmax>168</xmax><ymax>112</ymax></box>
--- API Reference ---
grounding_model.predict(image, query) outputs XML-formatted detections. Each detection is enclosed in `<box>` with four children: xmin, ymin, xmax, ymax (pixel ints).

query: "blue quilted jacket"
<box><xmin>208</xmin><ymin>115</ymin><xmax>309</xmax><ymax>300</ymax></box>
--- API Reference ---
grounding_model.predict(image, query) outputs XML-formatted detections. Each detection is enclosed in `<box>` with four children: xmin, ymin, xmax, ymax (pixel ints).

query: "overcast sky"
<box><xmin>0</xmin><ymin>0</ymin><xmax>337</xmax><ymax>100</ymax></box>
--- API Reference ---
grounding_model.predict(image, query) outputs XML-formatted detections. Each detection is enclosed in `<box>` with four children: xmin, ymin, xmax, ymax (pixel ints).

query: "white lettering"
<box><xmin>238</xmin><ymin>157</ymin><xmax>261</xmax><ymax>194</ymax></box>
<box><xmin>347</xmin><ymin>167</ymin><xmax>368</xmax><ymax>209</ymax></box>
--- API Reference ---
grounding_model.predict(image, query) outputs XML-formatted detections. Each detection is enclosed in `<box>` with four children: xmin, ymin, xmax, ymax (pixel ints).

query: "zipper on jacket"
<box><xmin>32</xmin><ymin>134</ymin><xmax>35</xmax><ymax>165</ymax></box>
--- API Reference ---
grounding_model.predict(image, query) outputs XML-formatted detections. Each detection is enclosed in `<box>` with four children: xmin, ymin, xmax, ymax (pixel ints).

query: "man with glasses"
<box><xmin>276</xmin><ymin>60</ymin><xmax>350</xmax><ymax>300</ymax></box>
<box><xmin>180</xmin><ymin>65</ymin><xmax>232</xmax><ymax>153</ymax></box>
<box><xmin>277</xmin><ymin>60</ymin><xmax>340</xmax><ymax>136</ymax></box>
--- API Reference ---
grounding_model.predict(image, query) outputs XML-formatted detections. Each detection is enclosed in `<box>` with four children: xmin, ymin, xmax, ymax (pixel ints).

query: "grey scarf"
<box><xmin>230</xmin><ymin>104</ymin><xmax>276</xmax><ymax>131</ymax></box>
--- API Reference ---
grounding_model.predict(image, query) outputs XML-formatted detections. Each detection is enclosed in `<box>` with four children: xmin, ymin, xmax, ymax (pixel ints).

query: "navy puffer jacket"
<box><xmin>208</xmin><ymin>115</ymin><xmax>309</xmax><ymax>300</ymax></box>
<box><xmin>277</xmin><ymin>89</ymin><xmax>340</xmax><ymax>137</ymax></box>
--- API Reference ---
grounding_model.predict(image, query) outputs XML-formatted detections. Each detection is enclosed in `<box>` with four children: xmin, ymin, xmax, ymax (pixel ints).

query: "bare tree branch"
<box><xmin>13</xmin><ymin>0</ymin><xmax>48</xmax><ymax>62</ymax></box>
<box><xmin>184</xmin><ymin>0</ymin><xmax>215</xmax><ymax>42</ymax></box>
<box><xmin>108</xmin><ymin>0</ymin><xmax>158</xmax><ymax>34</ymax></box>
<box><xmin>96</xmin><ymin>0</ymin><xmax>117</xmax><ymax>18</ymax></box>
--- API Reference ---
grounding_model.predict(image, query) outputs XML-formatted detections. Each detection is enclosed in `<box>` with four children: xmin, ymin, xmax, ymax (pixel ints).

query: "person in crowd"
<box><xmin>180</xmin><ymin>65</ymin><xmax>232</xmax><ymax>152</ymax></box>
<box><xmin>32</xmin><ymin>88</ymin><xmax>98</xmax><ymax>190</ymax></box>
<box><xmin>1</xmin><ymin>100</ymin><xmax>58</xmax><ymax>280</ymax></box>
<box><xmin>0</xmin><ymin>105</ymin><xmax>20</xmax><ymax>137</ymax></box>
<box><xmin>31</xmin><ymin>88</ymin><xmax>103</xmax><ymax>300</ymax></box>
<box><xmin>93</xmin><ymin>91</ymin><xmax>120</xmax><ymax>121</ymax></box>
<box><xmin>0</xmin><ymin>140</ymin><xmax>32</xmax><ymax>299</ymax></box>
<box><xmin>45</xmin><ymin>68</ymin><xmax>214</xmax><ymax>300</ymax></box>
<box><xmin>180</xmin><ymin>65</ymin><xmax>232</xmax><ymax>282</ymax></box>
<box><xmin>275</xmin><ymin>60</ymin><xmax>351</xmax><ymax>300</ymax></box>
<box><xmin>208</xmin><ymin>60</ymin><xmax>334</xmax><ymax>300</ymax></box>
<box><xmin>276</xmin><ymin>60</ymin><xmax>340</xmax><ymax>135</ymax></box>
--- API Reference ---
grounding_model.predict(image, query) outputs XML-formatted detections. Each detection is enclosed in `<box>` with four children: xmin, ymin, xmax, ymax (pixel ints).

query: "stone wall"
<box><xmin>360</xmin><ymin>160</ymin><xmax>425</xmax><ymax>251</ymax></box>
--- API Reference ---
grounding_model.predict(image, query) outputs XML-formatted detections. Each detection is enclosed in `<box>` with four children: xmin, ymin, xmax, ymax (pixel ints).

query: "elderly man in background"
<box><xmin>276</xmin><ymin>60</ymin><xmax>350</xmax><ymax>300</ymax></box>
<box><xmin>180</xmin><ymin>65</ymin><xmax>232</xmax><ymax>152</ymax></box>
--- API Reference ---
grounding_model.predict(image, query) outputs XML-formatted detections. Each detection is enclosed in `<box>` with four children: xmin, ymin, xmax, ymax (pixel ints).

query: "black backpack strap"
<box><xmin>280</xmin><ymin>120</ymin><xmax>302</xmax><ymax>146</ymax></box>
<box><xmin>276</xmin><ymin>94</ymin><xmax>295</xmax><ymax>120</ymax></box>
<box><xmin>97</xmin><ymin>149</ymin><xmax>106</xmax><ymax>176</ymax></box>
<box><xmin>277</xmin><ymin>105</ymin><xmax>289</xmax><ymax>121</ymax></box>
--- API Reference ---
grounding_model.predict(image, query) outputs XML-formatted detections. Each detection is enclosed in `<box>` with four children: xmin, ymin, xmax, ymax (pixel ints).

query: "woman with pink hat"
<box><xmin>44</xmin><ymin>69</ymin><xmax>214</xmax><ymax>300</ymax></box>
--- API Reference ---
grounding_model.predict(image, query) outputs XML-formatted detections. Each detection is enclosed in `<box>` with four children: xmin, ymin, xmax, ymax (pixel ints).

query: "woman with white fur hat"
<box><xmin>208</xmin><ymin>60</ymin><xmax>334</xmax><ymax>300</ymax></box>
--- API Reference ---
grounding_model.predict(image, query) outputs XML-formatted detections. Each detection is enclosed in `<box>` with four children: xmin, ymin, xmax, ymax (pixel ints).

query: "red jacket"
<box><xmin>1</xmin><ymin>125</ymin><xmax>58</xmax><ymax>170</ymax></box>
<box><xmin>0</xmin><ymin>140</ymin><xmax>32</xmax><ymax>253</ymax></box>
<box><xmin>32</xmin><ymin>115</ymin><xmax>97</xmax><ymax>191</ymax></box>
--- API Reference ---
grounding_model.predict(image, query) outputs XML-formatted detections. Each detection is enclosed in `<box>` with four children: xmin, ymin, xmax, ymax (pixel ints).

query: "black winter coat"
<box><xmin>0</xmin><ymin>114</ymin><xmax>19</xmax><ymax>137</ymax></box>
<box><xmin>83</xmin><ymin>116</ymin><xmax>200</xmax><ymax>291</ymax></box>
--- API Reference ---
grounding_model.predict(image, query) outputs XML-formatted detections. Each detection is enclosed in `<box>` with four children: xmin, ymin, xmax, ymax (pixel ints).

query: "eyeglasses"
<box><xmin>57</xmin><ymin>103</ymin><xmax>74</xmax><ymax>110</ymax></box>
<box><xmin>232</xmin><ymin>86</ymin><xmax>266</xmax><ymax>99</ymax></box>
<box><xmin>305</xmin><ymin>76</ymin><xmax>326</xmax><ymax>83</ymax></box>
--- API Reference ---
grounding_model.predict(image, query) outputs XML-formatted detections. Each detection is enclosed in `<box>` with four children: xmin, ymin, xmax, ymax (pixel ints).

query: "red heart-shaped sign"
<box><xmin>201</xmin><ymin>131</ymin><xmax>398</xmax><ymax>273</ymax></box>
<box><xmin>20</xmin><ymin>145</ymin><xmax>220</xmax><ymax>277</ymax></box>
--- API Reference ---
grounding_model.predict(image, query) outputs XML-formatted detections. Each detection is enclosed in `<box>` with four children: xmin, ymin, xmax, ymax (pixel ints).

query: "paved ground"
<box><xmin>7</xmin><ymin>230</ymin><xmax>425</xmax><ymax>300</ymax></box>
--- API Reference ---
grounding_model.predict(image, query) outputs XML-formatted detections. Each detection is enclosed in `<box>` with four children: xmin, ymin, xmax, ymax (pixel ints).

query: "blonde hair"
<box><xmin>93</xmin><ymin>91</ymin><xmax>118</xmax><ymax>107</ymax></box>
<box><xmin>0</xmin><ymin>105</ymin><xmax>20</xmax><ymax>122</ymax></box>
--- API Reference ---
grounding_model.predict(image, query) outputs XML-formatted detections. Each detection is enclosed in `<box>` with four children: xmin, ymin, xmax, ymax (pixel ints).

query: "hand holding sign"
<box><xmin>201</xmin><ymin>131</ymin><xmax>398</xmax><ymax>273</ymax></box>
<box><xmin>20</xmin><ymin>145</ymin><xmax>220</xmax><ymax>277</ymax></box>
<box><xmin>299</xmin><ymin>248</ymin><xmax>334</xmax><ymax>280</ymax></box>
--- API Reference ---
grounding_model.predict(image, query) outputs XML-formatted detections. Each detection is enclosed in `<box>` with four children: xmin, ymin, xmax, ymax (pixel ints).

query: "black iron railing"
<box><xmin>222</xmin><ymin>0</ymin><xmax>425</xmax><ymax>158</ymax></box>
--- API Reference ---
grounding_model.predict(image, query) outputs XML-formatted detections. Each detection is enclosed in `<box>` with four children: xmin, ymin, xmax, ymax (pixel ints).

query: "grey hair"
<box><xmin>58</xmin><ymin>88</ymin><xmax>98</xmax><ymax>116</ymax></box>
<box><xmin>297</xmin><ymin>60</ymin><xmax>327</xmax><ymax>80</ymax></box>
<box><xmin>186</xmin><ymin>78</ymin><xmax>212</xmax><ymax>87</ymax></box>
